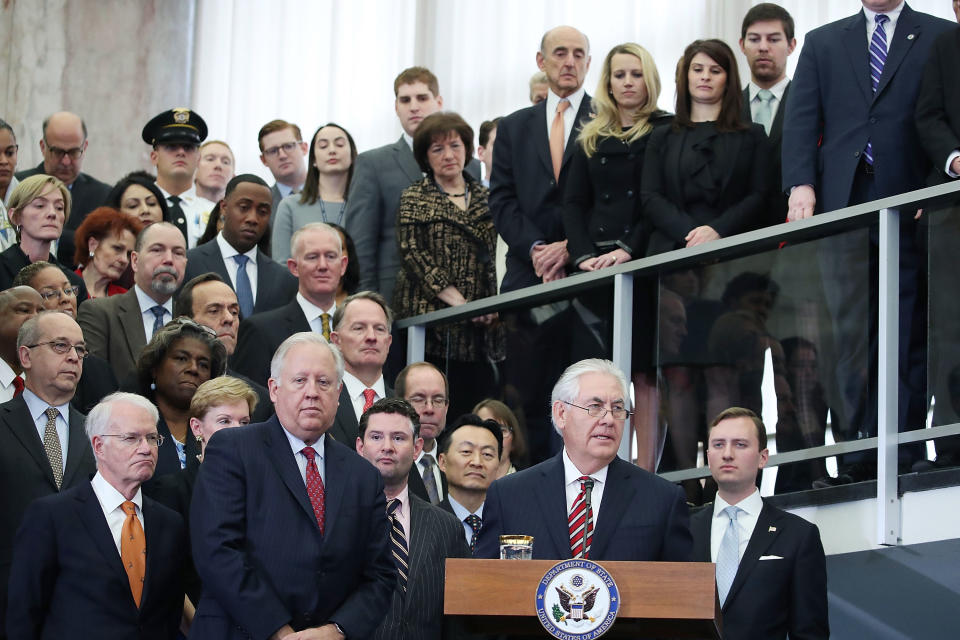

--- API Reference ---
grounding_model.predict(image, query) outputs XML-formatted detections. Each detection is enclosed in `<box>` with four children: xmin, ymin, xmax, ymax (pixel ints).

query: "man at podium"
<box><xmin>476</xmin><ymin>358</ymin><xmax>692</xmax><ymax>561</ymax></box>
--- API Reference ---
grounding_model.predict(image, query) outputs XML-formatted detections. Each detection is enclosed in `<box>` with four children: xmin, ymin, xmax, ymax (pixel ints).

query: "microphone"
<box><xmin>582</xmin><ymin>477</ymin><xmax>595</xmax><ymax>558</ymax></box>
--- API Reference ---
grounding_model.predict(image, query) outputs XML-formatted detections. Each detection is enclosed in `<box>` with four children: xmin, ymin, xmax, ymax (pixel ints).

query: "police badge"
<box><xmin>535</xmin><ymin>559</ymin><xmax>620</xmax><ymax>639</ymax></box>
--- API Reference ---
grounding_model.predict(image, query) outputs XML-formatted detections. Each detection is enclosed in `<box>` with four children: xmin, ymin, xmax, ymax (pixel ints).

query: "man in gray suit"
<box><xmin>257</xmin><ymin>119</ymin><xmax>309</xmax><ymax>224</ymax></box>
<box><xmin>356</xmin><ymin>398</ymin><xmax>469</xmax><ymax>640</ymax></box>
<box><xmin>344</xmin><ymin>67</ymin><xmax>480</xmax><ymax>304</ymax></box>
<box><xmin>78</xmin><ymin>222</ymin><xmax>187</xmax><ymax>387</ymax></box>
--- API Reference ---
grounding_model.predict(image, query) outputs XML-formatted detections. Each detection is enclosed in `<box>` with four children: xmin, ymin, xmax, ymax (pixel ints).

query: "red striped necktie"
<box><xmin>568</xmin><ymin>475</ymin><xmax>595</xmax><ymax>558</ymax></box>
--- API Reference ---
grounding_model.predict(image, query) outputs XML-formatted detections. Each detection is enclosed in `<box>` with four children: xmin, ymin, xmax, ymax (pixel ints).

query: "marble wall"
<box><xmin>0</xmin><ymin>0</ymin><xmax>196</xmax><ymax>186</ymax></box>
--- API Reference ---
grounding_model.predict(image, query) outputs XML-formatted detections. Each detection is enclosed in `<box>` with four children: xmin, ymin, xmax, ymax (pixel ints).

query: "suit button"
<box><xmin>550</xmin><ymin>179</ymin><xmax>556</xmax><ymax>186</ymax></box>
<box><xmin>600</xmin><ymin>157</ymin><xmax>608</xmax><ymax>165</ymax></box>
<box><xmin>177</xmin><ymin>217</ymin><xmax>185</xmax><ymax>224</ymax></box>
<box><xmin>626</xmin><ymin>190</ymin><xmax>634</xmax><ymax>198</ymax></box>
<box><xmin>601</xmin><ymin>193</ymin><xmax>611</xmax><ymax>202</ymax></box>
<box><xmin>870</xmin><ymin>117</ymin><xmax>877</xmax><ymax>124</ymax></box>
<box><xmin>598</xmin><ymin>225</ymin><xmax>606</xmax><ymax>233</ymax></box>
<box><xmin>854</xmin><ymin>151</ymin><xmax>860</xmax><ymax>157</ymax></box>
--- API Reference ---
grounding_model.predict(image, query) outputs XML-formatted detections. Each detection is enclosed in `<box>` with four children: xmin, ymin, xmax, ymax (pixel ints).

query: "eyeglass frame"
<box><xmin>43</xmin><ymin>140</ymin><xmax>85</xmax><ymax>161</ymax></box>
<box><xmin>99</xmin><ymin>432</ymin><xmax>165</xmax><ymax>448</ymax></box>
<box><xmin>25</xmin><ymin>340</ymin><xmax>89</xmax><ymax>359</ymax></box>
<box><xmin>406</xmin><ymin>394</ymin><xmax>449</xmax><ymax>409</ymax></box>
<box><xmin>262</xmin><ymin>141</ymin><xmax>301</xmax><ymax>157</ymax></box>
<box><xmin>37</xmin><ymin>286</ymin><xmax>80</xmax><ymax>301</ymax></box>
<box><xmin>561</xmin><ymin>400</ymin><xmax>632</xmax><ymax>420</ymax></box>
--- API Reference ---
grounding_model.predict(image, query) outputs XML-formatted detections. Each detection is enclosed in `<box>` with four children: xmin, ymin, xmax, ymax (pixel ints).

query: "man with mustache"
<box><xmin>182</xmin><ymin>174</ymin><xmax>297</xmax><ymax>319</ymax></box>
<box><xmin>79</xmin><ymin>222</ymin><xmax>188</xmax><ymax>387</ymax></box>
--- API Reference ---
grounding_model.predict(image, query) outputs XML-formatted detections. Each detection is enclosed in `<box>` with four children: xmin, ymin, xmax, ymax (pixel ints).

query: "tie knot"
<box><xmin>876</xmin><ymin>13</ymin><xmax>889</xmax><ymax>26</ymax></box>
<box><xmin>723</xmin><ymin>505</ymin><xmax>741</xmax><ymax>522</ymax></box>
<box><xmin>233</xmin><ymin>254</ymin><xmax>249</xmax><ymax>267</ymax></box>
<box><xmin>150</xmin><ymin>305</ymin><xmax>166</xmax><ymax>320</ymax></box>
<box><xmin>757</xmin><ymin>88</ymin><xmax>774</xmax><ymax>102</ymax></box>
<box><xmin>556</xmin><ymin>99</ymin><xmax>570</xmax><ymax>115</ymax></box>
<box><xmin>302</xmin><ymin>446</ymin><xmax>317</xmax><ymax>462</ymax></box>
<box><xmin>465</xmin><ymin>514</ymin><xmax>482</xmax><ymax>532</ymax></box>
<box><xmin>168</xmin><ymin>195</ymin><xmax>182</xmax><ymax>205</ymax></box>
<box><xmin>387</xmin><ymin>498</ymin><xmax>401</xmax><ymax>516</ymax></box>
<box><xmin>45</xmin><ymin>407</ymin><xmax>59</xmax><ymax>421</ymax></box>
<box><xmin>122</xmin><ymin>501</ymin><xmax>137</xmax><ymax>516</ymax></box>
<box><xmin>363</xmin><ymin>388</ymin><xmax>376</xmax><ymax>403</ymax></box>
<box><xmin>578</xmin><ymin>475</ymin><xmax>594</xmax><ymax>490</ymax></box>
<box><xmin>421</xmin><ymin>453</ymin><xmax>436</xmax><ymax>469</ymax></box>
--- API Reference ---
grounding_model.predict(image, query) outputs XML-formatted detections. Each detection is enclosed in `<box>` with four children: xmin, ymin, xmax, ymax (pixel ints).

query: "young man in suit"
<box><xmin>182</xmin><ymin>174</ymin><xmax>297</xmax><ymax>318</ymax></box>
<box><xmin>356</xmin><ymin>398</ymin><xmax>469</xmax><ymax>640</ymax></box>
<box><xmin>691</xmin><ymin>407</ymin><xmax>829</xmax><ymax>640</ymax></box>
<box><xmin>436</xmin><ymin>414</ymin><xmax>502</xmax><ymax>553</ymax></box>
<box><xmin>258</xmin><ymin>119</ymin><xmax>309</xmax><ymax>223</ymax></box>
<box><xmin>739</xmin><ymin>3</ymin><xmax>796</xmax><ymax>226</ymax></box>
<box><xmin>782</xmin><ymin>0</ymin><xmax>954</xmax><ymax>480</ymax></box>
<box><xmin>6</xmin><ymin>392</ymin><xmax>185</xmax><ymax>639</ymax></box>
<box><xmin>231</xmin><ymin>222</ymin><xmax>346</xmax><ymax>388</ymax></box>
<box><xmin>476</xmin><ymin>358</ymin><xmax>692</xmax><ymax>561</ymax></box>
<box><xmin>490</xmin><ymin>25</ymin><xmax>592</xmax><ymax>291</ymax></box>
<box><xmin>395</xmin><ymin>362</ymin><xmax>451</xmax><ymax>505</ymax></box>
<box><xmin>328</xmin><ymin>291</ymin><xmax>394</xmax><ymax>444</ymax></box>
<box><xmin>78</xmin><ymin>222</ymin><xmax>187</xmax><ymax>387</ymax></box>
<box><xmin>190</xmin><ymin>333</ymin><xmax>395</xmax><ymax>640</ymax></box>
<box><xmin>15</xmin><ymin>111</ymin><xmax>112</xmax><ymax>265</ymax></box>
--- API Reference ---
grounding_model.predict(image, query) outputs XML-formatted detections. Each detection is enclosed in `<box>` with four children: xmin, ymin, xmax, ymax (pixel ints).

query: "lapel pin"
<box><xmin>768</xmin><ymin>526</ymin><xmax>777</xmax><ymax>532</ymax></box>
<box><xmin>907</xmin><ymin>34</ymin><xmax>915</xmax><ymax>40</ymax></box>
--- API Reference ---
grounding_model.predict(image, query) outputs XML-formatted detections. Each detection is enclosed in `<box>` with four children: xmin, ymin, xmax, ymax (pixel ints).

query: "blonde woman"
<box><xmin>562</xmin><ymin>43</ymin><xmax>670</xmax><ymax>270</ymax></box>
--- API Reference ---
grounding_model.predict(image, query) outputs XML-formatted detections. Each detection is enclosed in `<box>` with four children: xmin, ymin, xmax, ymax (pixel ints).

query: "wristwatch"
<box><xmin>333</xmin><ymin>622</ymin><xmax>346</xmax><ymax>638</ymax></box>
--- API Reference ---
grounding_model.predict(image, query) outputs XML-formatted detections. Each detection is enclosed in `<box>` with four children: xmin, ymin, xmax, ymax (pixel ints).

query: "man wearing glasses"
<box><xmin>257</xmin><ymin>119</ymin><xmax>309</xmax><ymax>223</ymax></box>
<box><xmin>6</xmin><ymin>391</ymin><xmax>186</xmax><ymax>639</ymax></box>
<box><xmin>394</xmin><ymin>361</ymin><xmax>451</xmax><ymax>505</ymax></box>
<box><xmin>15</xmin><ymin>111</ymin><xmax>111</xmax><ymax>265</ymax></box>
<box><xmin>476</xmin><ymin>358</ymin><xmax>693</xmax><ymax>561</ymax></box>
<box><xmin>0</xmin><ymin>311</ymin><xmax>96</xmax><ymax>633</ymax></box>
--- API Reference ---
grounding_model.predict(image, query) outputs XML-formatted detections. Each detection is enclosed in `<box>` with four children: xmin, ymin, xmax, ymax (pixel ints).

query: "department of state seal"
<box><xmin>535</xmin><ymin>559</ymin><xmax>620</xmax><ymax>639</ymax></box>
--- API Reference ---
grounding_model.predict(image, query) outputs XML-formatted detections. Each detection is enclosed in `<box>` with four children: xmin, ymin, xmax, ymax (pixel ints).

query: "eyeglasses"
<box><xmin>100</xmin><ymin>432</ymin><xmax>164</xmax><ymax>448</ymax></box>
<box><xmin>44</xmin><ymin>143</ymin><xmax>84</xmax><ymax>161</ymax></box>
<box><xmin>26</xmin><ymin>340</ymin><xmax>89</xmax><ymax>359</ymax></box>
<box><xmin>562</xmin><ymin>401</ymin><xmax>631</xmax><ymax>420</ymax></box>
<box><xmin>499</xmin><ymin>424</ymin><xmax>514</xmax><ymax>436</ymax></box>
<box><xmin>1</xmin><ymin>145</ymin><xmax>17</xmax><ymax>158</ymax></box>
<box><xmin>172</xmin><ymin>316</ymin><xmax>217</xmax><ymax>337</ymax></box>
<box><xmin>407</xmin><ymin>395</ymin><xmax>448</xmax><ymax>409</ymax></box>
<box><xmin>262</xmin><ymin>141</ymin><xmax>300</xmax><ymax>157</ymax></box>
<box><xmin>38</xmin><ymin>286</ymin><xmax>80</xmax><ymax>301</ymax></box>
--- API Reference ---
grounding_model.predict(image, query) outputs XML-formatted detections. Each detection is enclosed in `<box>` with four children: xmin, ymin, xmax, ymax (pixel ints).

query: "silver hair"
<box><xmin>270</xmin><ymin>331</ymin><xmax>345</xmax><ymax>386</ymax></box>
<box><xmin>85</xmin><ymin>392</ymin><xmax>160</xmax><ymax>440</ymax></box>
<box><xmin>550</xmin><ymin>358</ymin><xmax>629</xmax><ymax>432</ymax></box>
<box><xmin>17</xmin><ymin>310</ymin><xmax>74</xmax><ymax>350</ymax></box>
<box><xmin>289</xmin><ymin>222</ymin><xmax>341</xmax><ymax>259</ymax></box>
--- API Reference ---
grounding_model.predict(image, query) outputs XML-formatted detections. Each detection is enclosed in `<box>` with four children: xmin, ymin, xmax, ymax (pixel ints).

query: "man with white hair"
<box><xmin>190</xmin><ymin>332</ymin><xmax>394</xmax><ymax>640</ymax></box>
<box><xmin>6</xmin><ymin>392</ymin><xmax>186</xmax><ymax>638</ymax></box>
<box><xmin>476</xmin><ymin>358</ymin><xmax>692</xmax><ymax>560</ymax></box>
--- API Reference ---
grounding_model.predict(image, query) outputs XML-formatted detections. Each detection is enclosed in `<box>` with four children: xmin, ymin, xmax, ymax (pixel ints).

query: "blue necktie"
<box><xmin>233</xmin><ymin>254</ymin><xmax>254</xmax><ymax>318</ymax></box>
<box><xmin>716</xmin><ymin>505</ymin><xmax>742</xmax><ymax>606</ymax></box>
<box><xmin>150</xmin><ymin>305</ymin><xmax>166</xmax><ymax>338</ymax></box>
<box><xmin>864</xmin><ymin>13</ymin><xmax>889</xmax><ymax>165</ymax></box>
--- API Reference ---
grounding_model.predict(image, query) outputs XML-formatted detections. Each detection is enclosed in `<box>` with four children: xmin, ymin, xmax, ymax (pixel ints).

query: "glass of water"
<box><xmin>499</xmin><ymin>535</ymin><xmax>534</xmax><ymax>559</ymax></box>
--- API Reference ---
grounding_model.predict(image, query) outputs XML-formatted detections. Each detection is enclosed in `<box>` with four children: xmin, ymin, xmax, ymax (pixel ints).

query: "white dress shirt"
<box><xmin>561</xmin><ymin>447</ymin><xmax>608</xmax><ymax>523</ymax></box>
<box><xmin>216</xmin><ymin>231</ymin><xmax>259</xmax><ymax>302</ymax></box>
<box><xmin>863</xmin><ymin>3</ymin><xmax>903</xmax><ymax>49</ymax></box>
<box><xmin>746</xmin><ymin>76</ymin><xmax>791</xmax><ymax>128</ymax></box>
<box><xmin>710</xmin><ymin>489</ymin><xmax>764</xmax><ymax>563</ymax></box>
<box><xmin>415</xmin><ymin>446</ymin><xmax>444</xmax><ymax>501</ymax></box>
<box><xmin>544</xmin><ymin>87</ymin><xmax>586</xmax><ymax>145</ymax></box>
<box><xmin>21</xmin><ymin>388</ymin><xmax>69</xmax><ymax>471</ymax></box>
<box><xmin>282</xmin><ymin>424</ymin><xmax>327</xmax><ymax>486</ymax></box>
<box><xmin>134</xmin><ymin>285</ymin><xmax>173</xmax><ymax>342</ymax></box>
<box><xmin>341</xmin><ymin>370</ymin><xmax>386</xmax><ymax>422</ymax></box>
<box><xmin>90</xmin><ymin>471</ymin><xmax>145</xmax><ymax>555</ymax></box>
<box><xmin>296</xmin><ymin>292</ymin><xmax>336</xmax><ymax>335</ymax></box>
<box><xmin>447</xmin><ymin>493</ymin><xmax>483</xmax><ymax>546</ymax></box>
<box><xmin>157</xmin><ymin>184</ymin><xmax>215</xmax><ymax>249</ymax></box>
<box><xmin>0</xmin><ymin>357</ymin><xmax>22</xmax><ymax>404</ymax></box>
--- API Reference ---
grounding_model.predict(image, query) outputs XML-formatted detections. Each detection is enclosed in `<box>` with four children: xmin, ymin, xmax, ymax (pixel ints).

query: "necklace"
<box><xmin>316</xmin><ymin>197</ymin><xmax>345</xmax><ymax>226</ymax></box>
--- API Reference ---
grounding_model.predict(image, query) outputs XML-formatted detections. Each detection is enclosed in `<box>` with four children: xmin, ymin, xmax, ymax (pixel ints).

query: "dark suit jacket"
<box><xmin>641</xmin><ymin>123</ymin><xmax>770</xmax><ymax>256</ymax></box>
<box><xmin>71</xmin><ymin>353</ymin><xmax>119</xmax><ymax>414</ymax></box>
<box><xmin>77</xmin><ymin>288</ymin><xmax>149</xmax><ymax>389</ymax></box>
<box><xmin>0</xmin><ymin>395</ymin><xmax>94</xmax><ymax>630</ymax></box>
<box><xmin>371</xmin><ymin>494</ymin><xmax>469</xmax><ymax>640</ymax></box>
<box><xmin>145</xmin><ymin>464</ymin><xmax>203</xmax><ymax>607</ymax></box>
<box><xmin>5</xmin><ymin>481</ymin><xmax>185</xmax><ymax>640</ymax></box>
<box><xmin>328</xmin><ymin>381</ymin><xmax>393</xmax><ymax>446</ymax></box>
<box><xmin>189</xmin><ymin>420</ymin><xmax>395</xmax><ymax>640</ymax></box>
<box><xmin>344</xmin><ymin>136</ymin><xmax>480</xmax><ymax>303</ymax></box>
<box><xmin>691</xmin><ymin>501</ymin><xmax>829</xmax><ymax>640</ymax></box>
<box><xmin>0</xmin><ymin>244</ymin><xmax>87</xmax><ymax>299</ymax></box>
<box><xmin>227</xmin><ymin>368</ymin><xmax>274</xmax><ymax>422</ymax></box>
<box><xmin>782</xmin><ymin>4</ymin><xmax>954</xmax><ymax>213</ymax></box>
<box><xmin>916</xmin><ymin>26</ymin><xmax>960</xmax><ymax>185</ymax></box>
<box><xmin>270</xmin><ymin>183</ymin><xmax>284</xmax><ymax>229</ymax></box>
<box><xmin>230</xmin><ymin>297</ymin><xmax>311</xmax><ymax>388</ymax></box>
<box><xmin>408</xmin><ymin>454</ymin><xmax>448</xmax><ymax>504</ymax></box>
<box><xmin>741</xmin><ymin>83</ymin><xmax>791</xmax><ymax>226</ymax></box>
<box><xmin>475</xmin><ymin>454</ymin><xmax>692</xmax><ymax>561</ymax></box>
<box><xmin>15</xmin><ymin>164</ymin><xmax>112</xmax><ymax>266</ymax></box>
<box><xmin>182</xmin><ymin>239</ymin><xmax>298</xmax><ymax>318</ymax></box>
<box><xmin>489</xmin><ymin>95</ymin><xmax>592</xmax><ymax>292</ymax></box>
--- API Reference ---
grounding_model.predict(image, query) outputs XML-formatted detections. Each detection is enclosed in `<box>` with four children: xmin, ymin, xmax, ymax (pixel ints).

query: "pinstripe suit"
<box><xmin>371</xmin><ymin>493</ymin><xmax>469</xmax><ymax>640</ymax></box>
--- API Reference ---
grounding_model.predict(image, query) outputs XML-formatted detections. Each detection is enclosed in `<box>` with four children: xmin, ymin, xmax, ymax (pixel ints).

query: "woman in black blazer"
<box><xmin>641</xmin><ymin>39</ymin><xmax>769</xmax><ymax>256</ymax></box>
<box><xmin>563</xmin><ymin>43</ymin><xmax>671</xmax><ymax>271</ymax></box>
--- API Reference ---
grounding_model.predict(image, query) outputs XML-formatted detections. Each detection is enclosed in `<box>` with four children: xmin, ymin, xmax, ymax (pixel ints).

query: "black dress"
<box><xmin>0</xmin><ymin>244</ymin><xmax>88</xmax><ymax>299</ymax></box>
<box><xmin>562</xmin><ymin>111</ymin><xmax>673</xmax><ymax>266</ymax></box>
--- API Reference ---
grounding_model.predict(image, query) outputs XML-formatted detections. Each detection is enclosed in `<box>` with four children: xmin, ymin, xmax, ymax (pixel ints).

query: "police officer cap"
<box><xmin>141</xmin><ymin>108</ymin><xmax>208</xmax><ymax>146</ymax></box>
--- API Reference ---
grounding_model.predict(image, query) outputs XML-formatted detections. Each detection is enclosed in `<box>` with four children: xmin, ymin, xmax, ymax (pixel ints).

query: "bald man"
<box><xmin>16</xmin><ymin>111</ymin><xmax>111</xmax><ymax>265</ymax></box>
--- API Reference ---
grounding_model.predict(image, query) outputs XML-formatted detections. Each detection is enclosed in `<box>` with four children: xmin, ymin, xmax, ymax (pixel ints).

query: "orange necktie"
<box><xmin>550</xmin><ymin>99</ymin><xmax>571</xmax><ymax>181</ymax></box>
<box><xmin>121</xmin><ymin>501</ymin><xmax>145</xmax><ymax>607</ymax></box>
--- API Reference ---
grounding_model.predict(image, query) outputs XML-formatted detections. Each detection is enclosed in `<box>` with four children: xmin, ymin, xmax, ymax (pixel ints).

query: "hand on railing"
<box><xmin>685</xmin><ymin>225</ymin><xmax>720</xmax><ymax>247</ymax></box>
<box><xmin>787</xmin><ymin>185</ymin><xmax>817</xmax><ymax>221</ymax></box>
<box><xmin>579</xmin><ymin>248</ymin><xmax>631</xmax><ymax>271</ymax></box>
<box><xmin>532</xmin><ymin>240</ymin><xmax>569</xmax><ymax>279</ymax></box>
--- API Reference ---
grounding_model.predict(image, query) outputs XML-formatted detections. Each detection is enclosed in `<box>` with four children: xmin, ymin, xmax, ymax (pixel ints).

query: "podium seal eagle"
<box><xmin>535</xmin><ymin>559</ymin><xmax>620</xmax><ymax>639</ymax></box>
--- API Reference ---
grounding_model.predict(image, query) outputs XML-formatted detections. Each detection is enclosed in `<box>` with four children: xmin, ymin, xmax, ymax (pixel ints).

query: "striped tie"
<box><xmin>387</xmin><ymin>498</ymin><xmax>409</xmax><ymax>592</ymax></box>
<box><xmin>864</xmin><ymin>13</ymin><xmax>889</xmax><ymax>165</ymax></box>
<box><xmin>568</xmin><ymin>476</ymin><xmax>594</xmax><ymax>559</ymax></box>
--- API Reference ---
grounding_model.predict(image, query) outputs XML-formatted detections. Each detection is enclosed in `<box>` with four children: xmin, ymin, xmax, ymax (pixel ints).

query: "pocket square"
<box><xmin>759</xmin><ymin>555</ymin><xmax>784</xmax><ymax>560</ymax></box>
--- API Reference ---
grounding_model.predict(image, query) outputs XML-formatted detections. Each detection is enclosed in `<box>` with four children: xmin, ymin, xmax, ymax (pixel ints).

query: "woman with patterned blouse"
<box><xmin>394</xmin><ymin>112</ymin><xmax>504</xmax><ymax>416</ymax></box>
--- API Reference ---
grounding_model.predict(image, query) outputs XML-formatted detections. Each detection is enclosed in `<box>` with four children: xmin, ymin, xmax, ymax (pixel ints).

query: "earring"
<box><xmin>150</xmin><ymin>381</ymin><xmax>156</xmax><ymax>391</ymax></box>
<box><xmin>89</xmin><ymin>251</ymin><xmax>94</xmax><ymax>257</ymax></box>
<box><xmin>195</xmin><ymin>435</ymin><xmax>203</xmax><ymax>445</ymax></box>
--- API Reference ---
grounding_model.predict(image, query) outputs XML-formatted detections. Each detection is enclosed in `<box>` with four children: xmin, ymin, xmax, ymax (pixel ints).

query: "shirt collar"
<box><xmin>546</xmin><ymin>86</ymin><xmax>586</xmax><ymax>120</ymax></box>
<box><xmin>276</xmin><ymin>182</ymin><xmax>299</xmax><ymax>199</ymax></box>
<box><xmin>0</xmin><ymin>357</ymin><xmax>16</xmax><ymax>387</ymax></box>
<box><xmin>402</xmin><ymin>133</ymin><xmax>414</xmax><ymax>151</ymax></box>
<box><xmin>296</xmin><ymin>291</ymin><xmax>336</xmax><ymax>323</ymax></box>
<box><xmin>282</xmin><ymin>423</ymin><xmax>326</xmax><ymax>459</ymax></box>
<box><xmin>133</xmin><ymin>284</ymin><xmax>173</xmax><ymax>315</ymax></box>
<box><xmin>216</xmin><ymin>231</ymin><xmax>257</xmax><ymax>261</ymax></box>
<box><xmin>747</xmin><ymin>76</ymin><xmax>790</xmax><ymax>102</ymax></box>
<box><xmin>862</xmin><ymin>2</ymin><xmax>903</xmax><ymax>29</ymax></box>
<box><xmin>342</xmin><ymin>370</ymin><xmax>386</xmax><ymax>401</ymax></box>
<box><xmin>390</xmin><ymin>485</ymin><xmax>410</xmax><ymax>517</ymax></box>
<box><xmin>713</xmin><ymin>488</ymin><xmax>763</xmax><ymax>519</ymax></box>
<box><xmin>21</xmin><ymin>388</ymin><xmax>70</xmax><ymax>421</ymax></box>
<box><xmin>561</xmin><ymin>447</ymin><xmax>609</xmax><ymax>487</ymax></box>
<box><xmin>447</xmin><ymin>493</ymin><xmax>483</xmax><ymax>520</ymax></box>
<box><xmin>91</xmin><ymin>470</ymin><xmax>143</xmax><ymax>513</ymax></box>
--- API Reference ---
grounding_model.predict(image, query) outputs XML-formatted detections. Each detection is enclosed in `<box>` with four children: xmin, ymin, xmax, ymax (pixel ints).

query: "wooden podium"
<box><xmin>445</xmin><ymin>559</ymin><xmax>721</xmax><ymax>638</ymax></box>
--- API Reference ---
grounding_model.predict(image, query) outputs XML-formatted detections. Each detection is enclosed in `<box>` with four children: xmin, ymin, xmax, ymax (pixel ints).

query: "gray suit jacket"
<box><xmin>344</xmin><ymin>136</ymin><xmax>480</xmax><ymax>303</ymax></box>
<box><xmin>371</xmin><ymin>493</ymin><xmax>469</xmax><ymax>640</ymax></box>
<box><xmin>77</xmin><ymin>288</ymin><xmax>148</xmax><ymax>388</ymax></box>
